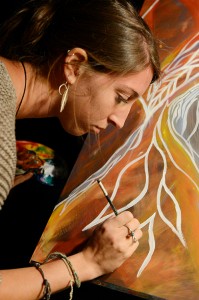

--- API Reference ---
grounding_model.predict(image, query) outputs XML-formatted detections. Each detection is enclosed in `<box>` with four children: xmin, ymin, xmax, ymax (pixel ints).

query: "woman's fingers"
<box><xmin>82</xmin><ymin>210</ymin><xmax>142</xmax><ymax>275</ymax></box>
<box><xmin>105</xmin><ymin>210</ymin><xmax>135</xmax><ymax>227</ymax></box>
<box><xmin>124</xmin><ymin>225</ymin><xmax>143</xmax><ymax>244</ymax></box>
<box><xmin>123</xmin><ymin>218</ymin><xmax>143</xmax><ymax>242</ymax></box>
<box><xmin>105</xmin><ymin>211</ymin><xmax>142</xmax><ymax>242</ymax></box>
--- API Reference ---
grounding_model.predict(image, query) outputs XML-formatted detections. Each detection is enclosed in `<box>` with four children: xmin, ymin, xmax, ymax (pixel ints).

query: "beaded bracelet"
<box><xmin>60</xmin><ymin>257</ymin><xmax>75</xmax><ymax>300</ymax></box>
<box><xmin>32</xmin><ymin>252</ymin><xmax>80</xmax><ymax>300</ymax></box>
<box><xmin>43</xmin><ymin>251</ymin><xmax>81</xmax><ymax>300</ymax></box>
<box><xmin>32</xmin><ymin>261</ymin><xmax>51</xmax><ymax>300</ymax></box>
<box><xmin>44</xmin><ymin>252</ymin><xmax>81</xmax><ymax>288</ymax></box>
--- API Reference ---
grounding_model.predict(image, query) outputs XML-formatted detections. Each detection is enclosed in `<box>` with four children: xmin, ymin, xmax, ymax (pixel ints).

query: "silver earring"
<box><xmin>59</xmin><ymin>82</ymin><xmax>69</xmax><ymax>112</ymax></box>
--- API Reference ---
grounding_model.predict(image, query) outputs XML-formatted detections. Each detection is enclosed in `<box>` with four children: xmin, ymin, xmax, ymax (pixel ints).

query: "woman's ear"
<box><xmin>64</xmin><ymin>48</ymin><xmax>88</xmax><ymax>84</ymax></box>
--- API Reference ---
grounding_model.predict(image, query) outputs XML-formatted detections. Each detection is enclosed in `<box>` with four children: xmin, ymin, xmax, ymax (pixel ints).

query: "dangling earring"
<box><xmin>59</xmin><ymin>82</ymin><xmax>69</xmax><ymax>112</ymax></box>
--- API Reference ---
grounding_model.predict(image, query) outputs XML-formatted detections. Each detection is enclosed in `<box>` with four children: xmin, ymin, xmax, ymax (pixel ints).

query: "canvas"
<box><xmin>31</xmin><ymin>0</ymin><xmax>199</xmax><ymax>299</ymax></box>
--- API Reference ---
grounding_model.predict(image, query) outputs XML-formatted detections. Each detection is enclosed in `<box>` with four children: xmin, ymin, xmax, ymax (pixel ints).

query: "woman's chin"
<box><xmin>64</xmin><ymin>126</ymin><xmax>88</xmax><ymax>136</ymax></box>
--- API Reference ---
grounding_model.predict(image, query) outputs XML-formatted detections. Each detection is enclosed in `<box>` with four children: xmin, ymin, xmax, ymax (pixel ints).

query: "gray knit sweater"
<box><xmin>0</xmin><ymin>62</ymin><xmax>17</xmax><ymax>209</ymax></box>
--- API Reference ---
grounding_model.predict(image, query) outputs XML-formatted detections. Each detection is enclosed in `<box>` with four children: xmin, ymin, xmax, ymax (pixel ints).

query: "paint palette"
<box><xmin>16</xmin><ymin>140</ymin><xmax>68</xmax><ymax>186</ymax></box>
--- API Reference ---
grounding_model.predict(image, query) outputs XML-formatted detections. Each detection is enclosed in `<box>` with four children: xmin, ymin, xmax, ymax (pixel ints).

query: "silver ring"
<box><xmin>124</xmin><ymin>225</ymin><xmax>137</xmax><ymax>243</ymax></box>
<box><xmin>129</xmin><ymin>230</ymin><xmax>137</xmax><ymax>243</ymax></box>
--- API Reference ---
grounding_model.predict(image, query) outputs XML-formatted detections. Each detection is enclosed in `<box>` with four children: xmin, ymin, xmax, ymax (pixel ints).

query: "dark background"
<box><xmin>0</xmin><ymin>1</ymin><xmax>147</xmax><ymax>299</ymax></box>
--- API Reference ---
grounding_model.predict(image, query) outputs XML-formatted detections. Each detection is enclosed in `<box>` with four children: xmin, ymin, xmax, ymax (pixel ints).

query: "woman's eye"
<box><xmin>116</xmin><ymin>95</ymin><xmax>128</xmax><ymax>104</ymax></box>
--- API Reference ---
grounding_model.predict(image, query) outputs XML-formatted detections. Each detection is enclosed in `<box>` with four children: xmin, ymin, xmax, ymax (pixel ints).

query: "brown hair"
<box><xmin>0</xmin><ymin>0</ymin><xmax>160</xmax><ymax>81</ymax></box>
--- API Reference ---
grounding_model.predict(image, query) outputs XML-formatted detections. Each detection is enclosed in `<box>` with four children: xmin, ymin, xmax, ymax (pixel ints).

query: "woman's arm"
<box><xmin>0</xmin><ymin>211</ymin><xmax>142</xmax><ymax>300</ymax></box>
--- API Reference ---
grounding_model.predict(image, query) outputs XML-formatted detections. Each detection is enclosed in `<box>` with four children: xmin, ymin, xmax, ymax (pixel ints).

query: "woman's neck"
<box><xmin>0</xmin><ymin>57</ymin><xmax>60</xmax><ymax>119</ymax></box>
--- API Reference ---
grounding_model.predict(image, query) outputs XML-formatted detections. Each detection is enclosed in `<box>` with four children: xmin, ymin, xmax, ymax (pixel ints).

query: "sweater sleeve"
<box><xmin>0</xmin><ymin>62</ymin><xmax>17</xmax><ymax>209</ymax></box>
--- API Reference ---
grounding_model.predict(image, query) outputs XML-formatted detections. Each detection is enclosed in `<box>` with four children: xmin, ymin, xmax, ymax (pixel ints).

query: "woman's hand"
<box><xmin>81</xmin><ymin>211</ymin><xmax>142</xmax><ymax>278</ymax></box>
<box><xmin>13</xmin><ymin>172</ymin><xmax>34</xmax><ymax>187</ymax></box>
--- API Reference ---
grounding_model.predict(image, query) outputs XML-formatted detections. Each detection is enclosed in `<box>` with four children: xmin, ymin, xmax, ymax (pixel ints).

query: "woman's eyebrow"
<box><xmin>128</xmin><ymin>90</ymin><xmax>139</xmax><ymax>100</ymax></box>
<box><xmin>118</xmin><ymin>85</ymin><xmax>140</xmax><ymax>99</ymax></box>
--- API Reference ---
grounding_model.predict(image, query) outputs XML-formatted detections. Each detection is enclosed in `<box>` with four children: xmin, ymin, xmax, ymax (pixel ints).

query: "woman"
<box><xmin>0</xmin><ymin>0</ymin><xmax>160</xmax><ymax>299</ymax></box>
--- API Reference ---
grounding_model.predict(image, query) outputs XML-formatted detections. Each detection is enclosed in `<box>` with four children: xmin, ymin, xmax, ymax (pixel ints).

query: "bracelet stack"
<box><xmin>32</xmin><ymin>262</ymin><xmax>51</xmax><ymax>300</ymax></box>
<box><xmin>32</xmin><ymin>251</ymin><xmax>81</xmax><ymax>300</ymax></box>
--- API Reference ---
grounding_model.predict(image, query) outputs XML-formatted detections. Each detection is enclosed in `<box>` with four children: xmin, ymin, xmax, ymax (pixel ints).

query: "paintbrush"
<box><xmin>97</xmin><ymin>179</ymin><xmax>118</xmax><ymax>216</ymax></box>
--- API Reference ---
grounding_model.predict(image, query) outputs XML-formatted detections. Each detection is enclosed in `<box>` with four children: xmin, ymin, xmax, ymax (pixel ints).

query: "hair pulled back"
<box><xmin>0</xmin><ymin>0</ymin><xmax>160</xmax><ymax>80</ymax></box>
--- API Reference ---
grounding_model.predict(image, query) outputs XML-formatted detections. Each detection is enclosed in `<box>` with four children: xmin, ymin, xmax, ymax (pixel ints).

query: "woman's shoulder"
<box><xmin>0</xmin><ymin>57</ymin><xmax>16</xmax><ymax>101</ymax></box>
<box><xmin>0</xmin><ymin>57</ymin><xmax>17</xmax><ymax>210</ymax></box>
<box><xmin>0</xmin><ymin>57</ymin><xmax>9</xmax><ymax>77</ymax></box>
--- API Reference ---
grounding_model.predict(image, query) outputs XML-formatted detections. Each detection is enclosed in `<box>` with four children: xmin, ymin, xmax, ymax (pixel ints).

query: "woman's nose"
<box><xmin>108</xmin><ymin>106</ymin><xmax>132</xmax><ymax>129</ymax></box>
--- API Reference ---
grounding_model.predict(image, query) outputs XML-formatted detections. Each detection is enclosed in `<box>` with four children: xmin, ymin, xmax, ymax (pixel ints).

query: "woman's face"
<box><xmin>59</xmin><ymin>66</ymin><xmax>153</xmax><ymax>136</ymax></box>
